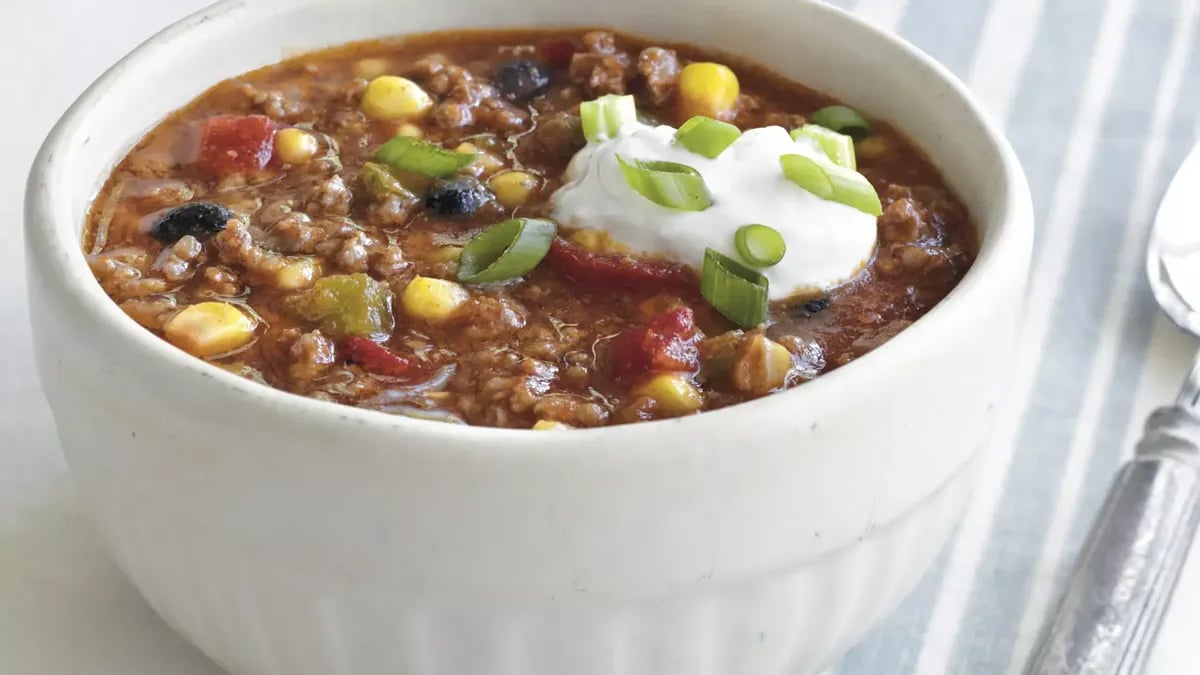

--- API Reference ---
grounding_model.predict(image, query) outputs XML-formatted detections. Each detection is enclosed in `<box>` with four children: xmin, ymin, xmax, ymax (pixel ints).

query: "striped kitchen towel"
<box><xmin>823</xmin><ymin>0</ymin><xmax>1200</xmax><ymax>673</ymax></box>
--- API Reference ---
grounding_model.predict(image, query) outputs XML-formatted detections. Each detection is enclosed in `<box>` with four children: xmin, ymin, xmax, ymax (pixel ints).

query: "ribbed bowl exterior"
<box><xmin>74</xmin><ymin>453</ymin><xmax>976</xmax><ymax>675</ymax></box>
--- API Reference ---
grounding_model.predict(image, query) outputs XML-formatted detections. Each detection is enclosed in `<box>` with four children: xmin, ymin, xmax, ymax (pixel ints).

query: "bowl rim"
<box><xmin>24</xmin><ymin>0</ymin><xmax>1033</xmax><ymax>452</ymax></box>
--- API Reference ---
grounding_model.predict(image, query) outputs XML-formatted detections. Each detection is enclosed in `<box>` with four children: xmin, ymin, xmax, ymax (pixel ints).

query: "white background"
<box><xmin>1</xmin><ymin>1</ymin><xmax>1198</xmax><ymax>674</ymax></box>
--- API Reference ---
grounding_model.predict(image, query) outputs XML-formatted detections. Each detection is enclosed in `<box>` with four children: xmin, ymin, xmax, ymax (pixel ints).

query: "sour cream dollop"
<box><xmin>550</xmin><ymin>122</ymin><xmax>877</xmax><ymax>300</ymax></box>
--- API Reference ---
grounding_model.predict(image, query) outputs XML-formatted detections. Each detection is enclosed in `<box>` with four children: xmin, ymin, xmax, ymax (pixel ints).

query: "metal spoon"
<box><xmin>1023</xmin><ymin>143</ymin><xmax>1200</xmax><ymax>674</ymax></box>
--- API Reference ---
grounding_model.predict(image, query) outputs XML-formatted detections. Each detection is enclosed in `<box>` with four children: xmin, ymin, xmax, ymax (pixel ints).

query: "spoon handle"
<box><xmin>1023</xmin><ymin>394</ymin><xmax>1200</xmax><ymax>675</ymax></box>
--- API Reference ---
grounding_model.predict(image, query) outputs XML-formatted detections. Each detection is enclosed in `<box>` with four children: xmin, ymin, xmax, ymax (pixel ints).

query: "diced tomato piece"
<box><xmin>612</xmin><ymin>307</ymin><xmax>702</xmax><ymax>381</ymax></box>
<box><xmin>544</xmin><ymin>238</ymin><xmax>697</xmax><ymax>293</ymax></box>
<box><xmin>539</xmin><ymin>38</ymin><xmax>576</xmax><ymax>69</ymax></box>
<box><xmin>197</xmin><ymin>115</ymin><xmax>276</xmax><ymax>177</ymax></box>
<box><xmin>345</xmin><ymin>337</ymin><xmax>416</xmax><ymax>378</ymax></box>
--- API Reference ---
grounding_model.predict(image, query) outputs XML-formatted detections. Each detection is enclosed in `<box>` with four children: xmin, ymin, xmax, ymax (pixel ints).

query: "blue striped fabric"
<box><xmin>822</xmin><ymin>0</ymin><xmax>1200</xmax><ymax>673</ymax></box>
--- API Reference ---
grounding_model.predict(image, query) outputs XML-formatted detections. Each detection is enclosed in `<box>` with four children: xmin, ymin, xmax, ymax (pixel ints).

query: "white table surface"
<box><xmin>2</xmin><ymin>1</ymin><xmax>1198</xmax><ymax>674</ymax></box>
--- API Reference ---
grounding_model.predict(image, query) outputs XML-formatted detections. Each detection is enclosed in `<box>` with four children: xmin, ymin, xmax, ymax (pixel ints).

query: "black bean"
<box><xmin>425</xmin><ymin>176</ymin><xmax>493</xmax><ymax>217</ymax></box>
<box><xmin>788</xmin><ymin>297</ymin><xmax>831</xmax><ymax>319</ymax></box>
<box><xmin>494</xmin><ymin>59</ymin><xmax>551</xmax><ymax>103</ymax></box>
<box><xmin>149</xmin><ymin>202</ymin><xmax>235</xmax><ymax>243</ymax></box>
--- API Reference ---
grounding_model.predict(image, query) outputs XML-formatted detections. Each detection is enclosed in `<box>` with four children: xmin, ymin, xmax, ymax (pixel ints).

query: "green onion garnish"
<box><xmin>824</xmin><ymin>163</ymin><xmax>883</xmax><ymax>216</ymax></box>
<box><xmin>734</xmin><ymin>224</ymin><xmax>786</xmax><ymax>267</ymax></box>
<box><xmin>791</xmin><ymin>124</ymin><xmax>857</xmax><ymax>170</ymax></box>
<box><xmin>675</xmin><ymin>116</ymin><xmax>741</xmax><ymax>158</ymax></box>
<box><xmin>373</xmin><ymin>135</ymin><xmax>478</xmax><ymax>178</ymax></box>
<box><xmin>780</xmin><ymin>154</ymin><xmax>834</xmax><ymax>199</ymax></box>
<box><xmin>457</xmin><ymin>218</ymin><xmax>557</xmax><ymax>284</ymax></box>
<box><xmin>701</xmin><ymin>248</ymin><xmax>769</xmax><ymax>328</ymax></box>
<box><xmin>580</xmin><ymin>94</ymin><xmax>637</xmax><ymax>143</ymax></box>
<box><xmin>779</xmin><ymin>154</ymin><xmax>882</xmax><ymax>216</ymax></box>
<box><xmin>810</xmin><ymin>105</ymin><xmax>873</xmax><ymax>140</ymax></box>
<box><xmin>616</xmin><ymin>155</ymin><xmax>713</xmax><ymax>211</ymax></box>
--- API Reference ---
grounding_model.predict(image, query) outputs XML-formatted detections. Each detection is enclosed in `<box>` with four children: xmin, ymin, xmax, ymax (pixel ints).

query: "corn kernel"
<box><xmin>274</xmin><ymin>128</ymin><xmax>320</xmax><ymax>165</ymax></box>
<box><xmin>402</xmin><ymin>276</ymin><xmax>469</xmax><ymax>323</ymax></box>
<box><xmin>532</xmin><ymin>420</ymin><xmax>574</xmax><ymax>430</ymax></box>
<box><xmin>163</xmin><ymin>302</ymin><xmax>257</xmax><ymax>358</ymax></box>
<box><xmin>678</xmin><ymin>62</ymin><xmax>740</xmax><ymax>120</ymax></box>
<box><xmin>488</xmin><ymin>171</ymin><xmax>540</xmax><ymax>208</ymax></box>
<box><xmin>730</xmin><ymin>335</ymin><xmax>793</xmax><ymax>395</ymax></box>
<box><xmin>430</xmin><ymin>245</ymin><xmax>463</xmax><ymax>263</ymax></box>
<box><xmin>854</xmin><ymin>136</ymin><xmax>889</xmax><ymax>160</ymax></box>
<box><xmin>455</xmin><ymin>142</ymin><xmax>505</xmax><ymax>175</ymax></box>
<box><xmin>634</xmin><ymin>373</ymin><xmax>703</xmax><ymax>416</ymax></box>
<box><xmin>275</xmin><ymin>257</ymin><xmax>322</xmax><ymax>290</ymax></box>
<box><xmin>352</xmin><ymin>58</ymin><xmax>392</xmax><ymax>80</ymax></box>
<box><xmin>568</xmin><ymin>228</ymin><xmax>630</xmax><ymax>253</ymax></box>
<box><xmin>395</xmin><ymin>122</ymin><xmax>424</xmax><ymax>138</ymax></box>
<box><xmin>362</xmin><ymin>76</ymin><xmax>433</xmax><ymax>121</ymax></box>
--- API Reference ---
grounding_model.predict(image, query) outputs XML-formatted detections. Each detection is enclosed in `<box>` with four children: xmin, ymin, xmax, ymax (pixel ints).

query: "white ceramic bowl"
<box><xmin>24</xmin><ymin>0</ymin><xmax>1032</xmax><ymax>673</ymax></box>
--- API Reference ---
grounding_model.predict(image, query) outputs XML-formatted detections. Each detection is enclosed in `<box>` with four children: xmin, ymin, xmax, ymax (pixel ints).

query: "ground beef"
<box><xmin>369</xmin><ymin>244</ymin><xmax>408</xmax><ymax>278</ymax></box>
<box><xmin>365</xmin><ymin>193</ymin><xmax>418</xmax><ymax>228</ymax></box>
<box><xmin>410</xmin><ymin>54</ymin><xmax>453</xmax><ymax>85</ymax></box>
<box><xmin>878</xmin><ymin>197</ymin><xmax>923</xmax><ymax>244</ymax></box>
<box><xmin>124</xmin><ymin>152</ymin><xmax>173</xmax><ymax>180</ymax></box>
<box><xmin>568</xmin><ymin>31</ymin><xmax>632</xmax><ymax>96</ymax></box>
<box><xmin>431</xmin><ymin>102</ymin><xmax>475</xmax><ymax>130</ymax></box>
<box><xmin>324</xmin><ymin>110</ymin><xmax>369</xmax><ymax>138</ymax></box>
<box><xmin>516</xmin><ymin>112</ymin><xmax>586</xmax><ymax>169</ymax></box>
<box><xmin>288</xmin><ymin>330</ymin><xmax>336</xmax><ymax>382</ymax></box>
<box><xmin>306</xmin><ymin>175</ymin><xmax>353</xmax><ymax>216</ymax></box>
<box><xmin>477</xmin><ymin>367</ymin><xmax>554</xmax><ymax>416</ymax></box>
<box><xmin>474</xmin><ymin>97</ymin><xmax>530</xmax><ymax>133</ymax></box>
<box><xmin>582</xmin><ymin>31</ymin><xmax>618</xmax><ymax>54</ymax></box>
<box><xmin>126</xmin><ymin>179</ymin><xmax>195</xmax><ymax>210</ymax></box>
<box><xmin>213</xmin><ymin>220</ymin><xmax>288</xmax><ymax>282</ymax></box>
<box><xmin>518</xmin><ymin>321</ymin><xmax>585</xmax><ymax>362</ymax></box>
<box><xmin>87</xmin><ymin>249</ymin><xmax>170</xmax><ymax>300</ymax></box>
<box><xmin>776</xmin><ymin>335</ymin><xmax>825</xmax><ymax>380</ymax></box>
<box><xmin>236</xmin><ymin>82</ymin><xmax>310</xmax><ymax>122</ymax></box>
<box><xmin>262</xmin><ymin>209</ymin><xmax>327</xmax><ymax>254</ymax></box>
<box><xmin>636</xmin><ymin>47</ymin><xmax>680</xmax><ymax>105</ymax></box>
<box><xmin>569</xmin><ymin>53</ymin><xmax>631</xmax><ymax>96</ymax></box>
<box><xmin>531</xmin><ymin>393</ymin><xmax>610</xmax><ymax>427</ymax></box>
<box><xmin>119</xmin><ymin>295</ymin><xmax>178</xmax><ymax>330</ymax></box>
<box><xmin>196</xmin><ymin>265</ymin><xmax>243</xmax><ymax>298</ymax></box>
<box><xmin>150</xmin><ymin>235</ymin><xmax>204</xmax><ymax>282</ymax></box>
<box><xmin>763</xmin><ymin>111</ymin><xmax>807</xmax><ymax>129</ymax></box>
<box><xmin>419</xmin><ymin>60</ymin><xmax>530</xmax><ymax>133</ymax></box>
<box><xmin>463</xmin><ymin>294</ymin><xmax>528</xmax><ymax>342</ymax></box>
<box><xmin>333</xmin><ymin>231</ymin><xmax>372</xmax><ymax>272</ymax></box>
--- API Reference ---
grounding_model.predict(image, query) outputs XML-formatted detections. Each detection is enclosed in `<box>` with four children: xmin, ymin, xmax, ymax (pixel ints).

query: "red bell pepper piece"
<box><xmin>539</xmin><ymin>38</ymin><xmax>576</xmax><ymax>69</ymax></box>
<box><xmin>544</xmin><ymin>238</ymin><xmax>697</xmax><ymax>293</ymax></box>
<box><xmin>345</xmin><ymin>337</ymin><xmax>416</xmax><ymax>378</ymax></box>
<box><xmin>196</xmin><ymin>115</ymin><xmax>276</xmax><ymax>177</ymax></box>
<box><xmin>611</xmin><ymin>307</ymin><xmax>702</xmax><ymax>381</ymax></box>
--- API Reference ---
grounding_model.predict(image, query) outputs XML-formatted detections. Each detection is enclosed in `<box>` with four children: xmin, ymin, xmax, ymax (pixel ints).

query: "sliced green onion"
<box><xmin>359</xmin><ymin>162</ymin><xmax>416</xmax><ymax>201</ymax></box>
<box><xmin>780</xmin><ymin>154</ymin><xmax>882</xmax><ymax>216</ymax></box>
<box><xmin>824</xmin><ymin>163</ymin><xmax>883</xmax><ymax>216</ymax></box>
<box><xmin>616</xmin><ymin>155</ymin><xmax>713</xmax><ymax>211</ymax></box>
<box><xmin>457</xmin><ymin>218</ymin><xmax>557</xmax><ymax>284</ymax></box>
<box><xmin>780</xmin><ymin>154</ymin><xmax>834</xmax><ymax>199</ymax></box>
<box><xmin>735</xmin><ymin>224</ymin><xmax>787</xmax><ymax>267</ymax></box>
<box><xmin>791</xmin><ymin>124</ymin><xmax>857</xmax><ymax>170</ymax></box>
<box><xmin>580</xmin><ymin>94</ymin><xmax>637</xmax><ymax>142</ymax></box>
<box><xmin>701</xmin><ymin>248</ymin><xmax>769</xmax><ymax>328</ymax></box>
<box><xmin>675</xmin><ymin>116</ymin><xmax>741</xmax><ymax>158</ymax></box>
<box><xmin>810</xmin><ymin>105</ymin><xmax>873</xmax><ymax>140</ymax></box>
<box><xmin>373</xmin><ymin>135</ymin><xmax>477</xmax><ymax>178</ymax></box>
